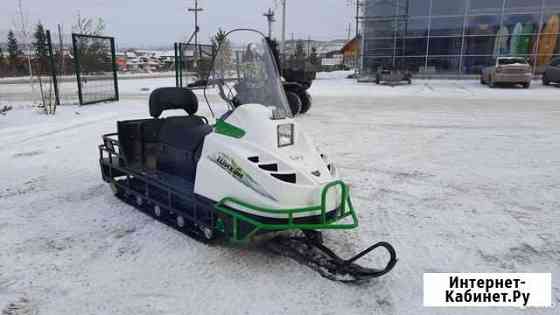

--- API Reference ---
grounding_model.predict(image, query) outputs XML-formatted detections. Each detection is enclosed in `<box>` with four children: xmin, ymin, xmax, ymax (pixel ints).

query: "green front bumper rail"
<box><xmin>214</xmin><ymin>181</ymin><xmax>359</xmax><ymax>242</ymax></box>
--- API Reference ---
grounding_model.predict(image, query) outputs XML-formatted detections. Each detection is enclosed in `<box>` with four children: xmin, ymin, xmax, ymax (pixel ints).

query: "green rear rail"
<box><xmin>214</xmin><ymin>181</ymin><xmax>359</xmax><ymax>242</ymax></box>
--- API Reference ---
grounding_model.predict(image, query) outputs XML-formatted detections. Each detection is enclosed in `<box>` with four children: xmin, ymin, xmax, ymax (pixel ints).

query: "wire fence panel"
<box><xmin>175</xmin><ymin>43</ymin><xmax>215</xmax><ymax>88</ymax></box>
<box><xmin>72</xmin><ymin>33</ymin><xmax>119</xmax><ymax>105</ymax></box>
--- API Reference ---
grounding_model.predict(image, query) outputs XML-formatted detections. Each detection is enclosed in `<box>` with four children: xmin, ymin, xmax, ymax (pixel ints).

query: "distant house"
<box><xmin>321</xmin><ymin>50</ymin><xmax>344</xmax><ymax>67</ymax></box>
<box><xmin>341</xmin><ymin>36</ymin><xmax>360</xmax><ymax>68</ymax></box>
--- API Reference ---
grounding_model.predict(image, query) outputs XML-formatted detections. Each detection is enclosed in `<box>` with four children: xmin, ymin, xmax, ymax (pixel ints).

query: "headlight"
<box><xmin>277</xmin><ymin>123</ymin><xmax>294</xmax><ymax>147</ymax></box>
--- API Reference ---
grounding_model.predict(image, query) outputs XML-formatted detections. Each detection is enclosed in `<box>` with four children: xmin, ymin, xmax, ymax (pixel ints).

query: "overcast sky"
<box><xmin>0</xmin><ymin>0</ymin><xmax>355</xmax><ymax>47</ymax></box>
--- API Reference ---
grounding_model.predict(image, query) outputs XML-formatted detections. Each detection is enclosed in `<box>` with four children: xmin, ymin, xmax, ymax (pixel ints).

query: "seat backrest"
<box><xmin>149</xmin><ymin>87</ymin><xmax>199</xmax><ymax>118</ymax></box>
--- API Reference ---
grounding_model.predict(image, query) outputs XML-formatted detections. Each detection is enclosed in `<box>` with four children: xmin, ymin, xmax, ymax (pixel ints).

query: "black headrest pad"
<box><xmin>149</xmin><ymin>87</ymin><xmax>199</xmax><ymax>118</ymax></box>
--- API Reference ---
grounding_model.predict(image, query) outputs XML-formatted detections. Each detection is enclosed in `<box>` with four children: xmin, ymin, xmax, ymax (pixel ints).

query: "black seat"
<box><xmin>148</xmin><ymin>87</ymin><xmax>211</xmax><ymax>181</ymax></box>
<box><xmin>158</xmin><ymin>116</ymin><xmax>211</xmax><ymax>154</ymax></box>
<box><xmin>150</xmin><ymin>87</ymin><xmax>199</xmax><ymax>118</ymax></box>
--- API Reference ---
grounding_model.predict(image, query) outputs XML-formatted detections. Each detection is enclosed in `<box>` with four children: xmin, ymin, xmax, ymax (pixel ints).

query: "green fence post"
<box><xmin>46</xmin><ymin>30</ymin><xmax>60</xmax><ymax>106</ymax></box>
<box><xmin>72</xmin><ymin>34</ymin><xmax>84</xmax><ymax>106</ymax></box>
<box><xmin>179</xmin><ymin>43</ymin><xmax>184</xmax><ymax>88</ymax></box>
<box><xmin>110</xmin><ymin>37</ymin><xmax>119</xmax><ymax>101</ymax></box>
<box><xmin>174</xmin><ymin>43</ymin><xmax>179</xmax><ymax>87</ymax></box>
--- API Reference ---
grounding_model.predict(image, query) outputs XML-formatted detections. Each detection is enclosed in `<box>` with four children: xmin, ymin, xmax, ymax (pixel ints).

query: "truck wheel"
<box><xmin>542</xmin><ymin>75</ymin><xmax>550</xmax><ymax>86</ymax></box>
<box><xmin>480</xmin><ymin>76</ymin><xmax>485</xmax><ymax>85</ymax></box>
<box><xmin>286</xmin><ymin>91</ymin><xmax>302</xmax><ymax>116</ymax></box>
<box><xmin>489</xmin><ymin>79</ymin><xmax>496</xmax><ymax>88</ymax></box>
<box><xmin>300</xmin><ymin>92</ymin><xmax>312</xmax><ymax>114</ymax></box>
<box><xmin>524</xmin><ymin>82</ymin><xmax>531</xmax><ymax>89</ymax></box>
<box><xmin>375</xmin><ymin>76</ymin><xmax>380</xmax><ymax>84</ymax></box>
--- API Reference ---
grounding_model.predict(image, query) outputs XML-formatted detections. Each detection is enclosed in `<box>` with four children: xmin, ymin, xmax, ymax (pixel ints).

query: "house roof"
<box><xmin>341</xmin><ymin>36</ymin><xmax>361</xmax><ymax>53</ymax></box>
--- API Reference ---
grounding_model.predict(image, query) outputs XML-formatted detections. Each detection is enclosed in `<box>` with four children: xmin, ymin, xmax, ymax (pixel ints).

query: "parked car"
<box><xmin>542</xmin><ymin>58</ymin><xmax>560</xmax><ymax>86</ymax></box>
<box><xmin>481</xmin><ymin>57</ymin><xmax>532</xmax><ymax>88</ymax></box>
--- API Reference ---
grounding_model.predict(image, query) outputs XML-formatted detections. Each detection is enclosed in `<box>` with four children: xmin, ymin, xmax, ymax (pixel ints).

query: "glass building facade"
<box><xmin>360</xmin><ymin>0</ymin><xmax>560</xmax><ymax>76</ymax></box>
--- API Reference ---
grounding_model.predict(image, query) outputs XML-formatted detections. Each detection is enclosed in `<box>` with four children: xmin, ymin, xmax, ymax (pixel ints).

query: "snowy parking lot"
<box><xmin>1</xmin><ymin>72</ymin><xmax>559</xmax><ymax>314</ymax></box>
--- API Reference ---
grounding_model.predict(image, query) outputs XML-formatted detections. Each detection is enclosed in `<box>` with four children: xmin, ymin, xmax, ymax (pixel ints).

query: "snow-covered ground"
<box><xmin>1</xmin><ymin>72</ymin><xmax>559</xmax><ymax>314</ymax></box>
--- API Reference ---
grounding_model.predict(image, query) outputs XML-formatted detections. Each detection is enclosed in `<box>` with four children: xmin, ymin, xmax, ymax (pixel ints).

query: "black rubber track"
<box><xmin>113</xmin><ymin>187</ymin><xmax>221</xmax><ymax>245</ymax></box>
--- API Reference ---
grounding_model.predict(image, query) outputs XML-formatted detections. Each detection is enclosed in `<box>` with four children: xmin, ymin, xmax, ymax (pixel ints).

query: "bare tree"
<box><xmin>72</xmin><ymin>11</ymin><xmax>106</xmax><ymax>36</ymax></box>
<box><xmin>13</xmin><ymin>0</ymin><xmax>33</xmax><ymax>80</ymax></box>
<box><xmin>12</xmin><ymin>0</ymin><xmax>44</xmax><ymax>107</ymax></box>
<box><xmin>72</xmin><ymin>12</ymin><xmax>109</xmax><ymax>75</ymax></box>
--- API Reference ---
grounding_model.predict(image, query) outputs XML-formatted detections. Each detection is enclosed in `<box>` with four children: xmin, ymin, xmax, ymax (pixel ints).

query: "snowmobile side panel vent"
<box><xmin>271</xmin><ymin>173</ymin><xmax>296</xmax><ymax>183</ymax></box>
<box><xmin>259</xmin><ymin>163</ymin><xmax>278</xmax><ymax>172</ymax></box>
<box><xmin>248</xmin><ymin>156</ymin><xmax>259</xmax><ymax>163</ymax></box>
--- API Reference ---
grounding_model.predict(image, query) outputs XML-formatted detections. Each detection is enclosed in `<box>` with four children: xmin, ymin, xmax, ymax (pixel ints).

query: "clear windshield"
<box><xmin>205</xmin><ymin>29</ymin><xmax>291</xmax><ymax>118</ymax></box>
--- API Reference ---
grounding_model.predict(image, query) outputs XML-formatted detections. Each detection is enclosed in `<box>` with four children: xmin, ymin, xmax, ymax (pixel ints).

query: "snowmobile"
<box><xmin>99</xmin><ymin>29</ymin><xmax>397</xmax><ymax>282</ymax></box>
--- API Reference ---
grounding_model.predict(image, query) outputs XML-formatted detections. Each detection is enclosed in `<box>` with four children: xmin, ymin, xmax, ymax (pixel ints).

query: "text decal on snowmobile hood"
<box><xmin>209</xmin><ymin>153</ymin><xmax>277</xmax><ymax>201</ymax></box>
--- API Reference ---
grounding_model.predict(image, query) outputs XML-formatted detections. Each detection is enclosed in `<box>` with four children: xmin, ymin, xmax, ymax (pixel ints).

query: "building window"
<box><xmin>428</xmin><ymin>37</ymin><xmax>463</xmax><ymax>55</ymax></box>
<box><xmin>406</xmin><ymin>0</ymin><xmax>432</xmax><ymax>17</ymax></box>
<box><xmin>504</xmin><ymin>0</ymin><xmax>543</xmax><ymax>12</ymax></box>
<box><xmin>365</xmin><ymin>0</ymin><xmax>398</xmax><ymax>17</ymax></box>
<box><xmin>463</xmin><ymin>36</ymin><xmax>497</xmax><ymax>55</ymax></box>
<box><xmin>364</xmin><ymin>20</ymin><xmax>397</xmax><ymax>38</ymax></box>
<box><xmin>396</xmin><ymin>56</ymin><xmax>428</xmax><ymax>73</ymax></box>
<box><xmin>427</xmin><ymin>56</ymin><xmax>461</xmax><ymax>73</ymax></box>
<box><xmin>466</xmin><ymin>15</ymin><xmax>500</xmax><ymax>35</ymax></box>
<box><xmin>544</xmin><ymin>0</ymin><xmax>560</xmax><ymax>8</ymax></box>
<box><xmin>397</xmin><ymin>18</ymin><xmax>430</xmax><ymax>37</ymax></box>
<box><xmin>432</xmin><ymin>0</ymin><xmax>466</xmax><ymax>16</ymax></box>
<box><xmin>462</xmin><ymin>56</ymin><xmax>495</xmax><ymax>74</ymax></box>
<box><xmin>363</xmin><ymin>56</ymin><xmax>394</xmax><ymax>72</ymax></box>
<box><xmin>430</xmin><ymin>16</ymin><xmax>465</xmax><ymax>36</ymax></box>
<box><xmin>468</xmin><ymin>0</ymin><xmax>505</xmax><ymax>15</ymax></box>
<box><xmin>360</xmin><ymin>0</ymin><xmax>558</xmax><ymax>76</ymax></box>
<box><xmin>501</xmin><ymin>14</ymin><xmax>540</xmax><ymax>33</ymax></box>
<box><xmin>396</xmin><ymin>37</ymin><xmax>429</xmax><ymax>56</ymax></box>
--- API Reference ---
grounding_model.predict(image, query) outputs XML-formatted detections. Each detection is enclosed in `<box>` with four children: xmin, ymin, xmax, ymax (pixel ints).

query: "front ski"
<box><xmin>266</xmin><ymin>231</ymin><xmax>397</xmax><ymax>283</ymax></box>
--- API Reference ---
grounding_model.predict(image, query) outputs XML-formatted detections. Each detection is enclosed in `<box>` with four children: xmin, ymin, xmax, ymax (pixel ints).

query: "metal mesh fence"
<box><xmin>72</xmin><ymin>34</ymin><xmax>118</xmax><ymax>105</ymax></box>
<box><xmin>175</xmin><ymin>43</ymin><xmax>215</xmax><ymax>88</ymax></box>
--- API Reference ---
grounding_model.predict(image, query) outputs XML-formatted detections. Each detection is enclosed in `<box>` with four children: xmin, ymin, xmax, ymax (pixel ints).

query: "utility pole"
<box><xmin>280</xmin><ymin>0</ymin><xmax>286</xmax><ymax>66</ymax></box>
<box><xmin>188</xmin><ymin>0</ymin><xmax>203</xmax><ymax>64</ymax></box>
<box><xmin>346</xmin><ymin>23</ymin><xmax>352</xmax><ymax>40</ymax></box>
<box><xmin>355</xmin><ymin>0</ymin><xmax>361</xmax><ymax>38</ymax></box>
<box><xmin>57</xmin><ymin>24</ymin><xmax>64</xmax><ymax>75</ymax></box>
<box><xmin>263</xmin><ymin>8</ymin><xmax>275</xmax><ymax>38</ymax></box>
